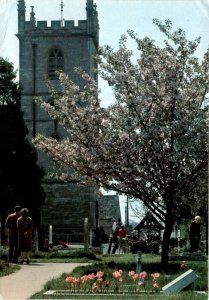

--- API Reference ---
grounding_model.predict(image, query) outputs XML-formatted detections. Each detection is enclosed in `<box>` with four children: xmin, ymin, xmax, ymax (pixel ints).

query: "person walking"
<box><xmin>189</xmin><ymin>215</ymin><xmax>201</xmax><ymax>253</ymax></box>
<box><xmin>17</xmin><ymin>208</ymin><xmax>33</xmax><ymax>264</ymax></box>
<box><xmin>5</xmin><ymin>205</ymin><xmax>21</xmax><ymax>263</ymax></box>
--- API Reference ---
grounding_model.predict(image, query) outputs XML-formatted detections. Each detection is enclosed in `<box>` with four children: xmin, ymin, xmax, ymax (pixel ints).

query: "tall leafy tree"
<box><xmin>0</xmin><ymin>57</ymin><xmax>45</xmax><ymax>233</ymax></box>
<box><xmin>34</xmin><ymin>20</ymin><xmax>208</xmax><ymax>267</ymax></box>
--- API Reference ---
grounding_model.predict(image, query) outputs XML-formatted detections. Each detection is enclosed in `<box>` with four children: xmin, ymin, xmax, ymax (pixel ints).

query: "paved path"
<box><xmin>0</xmin><ymin>262</ymin><xmax>88</xmax><ymax>300</ymax></box>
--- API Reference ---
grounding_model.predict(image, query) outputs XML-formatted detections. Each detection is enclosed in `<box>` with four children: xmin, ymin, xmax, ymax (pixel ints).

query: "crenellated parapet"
<box><xmin>18</xmin><ymin>0</ymin><xmax>99</xmax><ymax>41</ymax></box>
<box><xmin>24</xmin><ymin>19</ymin><xmax>91</xmax><ymax>35</ymax></box>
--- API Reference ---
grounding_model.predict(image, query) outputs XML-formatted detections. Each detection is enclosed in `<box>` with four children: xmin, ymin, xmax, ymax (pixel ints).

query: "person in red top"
<box><xmin>118</xmin><ymin>225</ymin><xmax>127</xmax><ymax>253</ymax></box>
<box><xmin>118</xmin><ymin>225</ymin><xmax>126</xmax><ymax>238</ymax></box>
<box><xmin>5</xmin><ymin>205</ymin><xmax>21</xmax><ymax>263</ymax></box>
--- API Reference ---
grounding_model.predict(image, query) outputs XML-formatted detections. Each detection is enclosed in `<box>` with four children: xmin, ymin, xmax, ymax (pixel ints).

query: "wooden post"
<box><xmin>34</xmin><ymin>228</ymin><xmax>39</xmax><ymax>252</ymax></box>
<box><xmin>89</xmin><ymin>228</ymin><xmax>93</xmax><ymax>248</ymax></box>
<box><xmin>107</xmin><ymin>235</ymin><xmax>113</xmax><ymax>254</ymax></box>
<box><xmin>84</xmin><ymin>218</ymin><xmax>89</xmax><ymax>251</ymax></box>
<box><xmin>49</xmin><ymin>225</ymin><xmax>53</xmax><ymax>246</ymax></box>
<box><xmin>177</xmin><ymin>229</ymin><xmax>181</xmax><ymax>253</ymax></box>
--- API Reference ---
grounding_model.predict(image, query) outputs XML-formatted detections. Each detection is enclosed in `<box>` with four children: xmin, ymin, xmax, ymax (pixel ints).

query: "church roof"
<box><xmin>134</xmin><ymin>211</ymin><xmax>164</xmax><ymax>230</ymax></box>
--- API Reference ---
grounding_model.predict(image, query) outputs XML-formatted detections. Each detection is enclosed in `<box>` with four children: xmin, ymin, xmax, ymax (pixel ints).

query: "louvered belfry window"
<box><xmin>48</xmin><ymin>48</ymin><xmax>63</xmax><ymax>79</ymax></box>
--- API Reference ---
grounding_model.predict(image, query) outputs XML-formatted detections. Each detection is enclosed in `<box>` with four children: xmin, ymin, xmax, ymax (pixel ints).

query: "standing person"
<box><xmin>112</xmin><ymin>219</ymin><xmax>121</xmax><ymax>254</ymax></box>
<box><xmin>118</xmin><ymin>224</ymin><xmax>126</xmax><ymax>239</ymax></box>
<box><xmin>5</xmin><ymin>205</ymin><xmax>21</xmax><ymax>263</ymax></box>
<box><xmin>118</xmin><ymin>224</ymin><xmax>127</xmax><ymax>254</ymax></box>
<box><xmin>189</xmin><ymin>216</ymin><xmax>201</xmax><ymax>253</ymax></box>
<box><xmin>17</xmin><ymin>208</ymin><xmax>33</xmax><ymax>264</ymax></box>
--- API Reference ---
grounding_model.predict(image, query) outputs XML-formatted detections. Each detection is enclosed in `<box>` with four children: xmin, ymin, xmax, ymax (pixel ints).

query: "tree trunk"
<box><xmin>161</xmin><ymin>212</ymin><xmax>174</xmax><ymax>269</ymax></box>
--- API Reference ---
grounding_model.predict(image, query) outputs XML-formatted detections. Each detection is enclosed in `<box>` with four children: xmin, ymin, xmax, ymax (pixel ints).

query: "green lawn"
<box><xmin>29</xmin><ymin>252</ymin><xmax>208</xmax><ymax>300</ymax></box>
<box><xmin>0</xmin><ymin>259</ymin><xmax>20</xmax><ymax>276</ymax></box>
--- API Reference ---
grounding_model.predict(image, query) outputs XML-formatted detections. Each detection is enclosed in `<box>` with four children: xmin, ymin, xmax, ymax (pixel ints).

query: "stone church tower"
<box><xmin>16</xmin><ymin>0</ymin><xmax>99</xmax><ymax>244</ymax></box>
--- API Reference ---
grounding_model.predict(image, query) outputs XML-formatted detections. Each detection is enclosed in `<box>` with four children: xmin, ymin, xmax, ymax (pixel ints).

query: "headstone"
<box><xmin>136</xmin><ymin>251</ymin><xmax>142</xmax><ymax>275</ymax></box>
<box><xmin>162</xmin><ymin>269</ymin><xmax>197</xmax><ymax>293</ymax></box>
<box><xmin>84</xmin><ymin>218</ymin><xmax>89</xmax><ymax>251</ymax></box>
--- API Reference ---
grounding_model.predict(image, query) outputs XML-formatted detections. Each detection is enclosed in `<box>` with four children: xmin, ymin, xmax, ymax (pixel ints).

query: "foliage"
<box><xmin>33</xmin><ymin>20</ymin><xmax>208</xmax><ymax>266</ymax></box>
<box><xmin>0</xmin><ymin>57</ymin><xmax>45</xmax><ymax>229</ymax></box>
<box><xmin>0</xmin><ymin>259</ymin><xmax>20</xmax><ymax>277</ymax></box>
<box><xmin>31</xmin><ymin>250</ymin><xmax>98</xmax><ymax>260</ymax></box>
<box><xmin>0</xmin><ymin>58</ymin><xmax>19</xmax><ymax>105</ymax></box>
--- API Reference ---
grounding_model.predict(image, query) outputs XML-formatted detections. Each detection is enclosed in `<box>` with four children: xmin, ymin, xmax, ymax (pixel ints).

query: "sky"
<box><xmin>1</xmin><ymin>0</ymin><xmax>209</xmax><ymax>223</ymax></box>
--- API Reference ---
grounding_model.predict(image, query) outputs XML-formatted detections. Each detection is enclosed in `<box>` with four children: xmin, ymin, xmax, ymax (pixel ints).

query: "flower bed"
<box><xmin>64</xmin><ymin>270</ymin><xmax>161</xmax><ymax>294</ymax></box>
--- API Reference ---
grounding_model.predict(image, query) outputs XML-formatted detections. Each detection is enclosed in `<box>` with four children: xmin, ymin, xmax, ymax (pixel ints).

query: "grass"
<box><xmin>0</xmin><ymin>259</ymin><xmax>20</xmax><ymax>276</ymax></box>
<box><xmin>31</xmin><ymin>293</ymin><xmax>208</xmax><ymax>300</ymax></box>
<box><xmin>29</xmin><ymin>253</ymin><xmax>208</xmax><ymax>299</ymax></box>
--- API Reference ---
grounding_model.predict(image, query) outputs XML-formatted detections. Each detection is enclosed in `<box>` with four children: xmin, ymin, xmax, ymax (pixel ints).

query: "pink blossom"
<box><xmin>128</xmin><ymin>271</ymin><xmax>138</xmax><ymax>281</ymax></box>
<box><xmin>153</xmin><ymin>281</ymin><xmax>159</xmax><ymax>289</ymax></box>
<box><xmin>65</xmin><ymin>276</ymin><xmax>74</xmax><ymax>283</ymax></box>
<box><xmin>65</xmin><ymin>276</ymin><xmax>80</xmax><ymax>285</ymax></box>
<box><xmin>96</xmin><ymin>271</ymin><xmax>104</xmax><ymax>278</ymax></box>
<box><xmin>112</xmin><ymin>270</ymin><xmax>121</xmax><ymax>279</ymax></box>
<box><xmin>88</xmin><ymin>273</ymin><xmax>96</xmax><ymax>280</ymax></box>
<box><xmin>128</xmin><ymin>270</ymin><xmax>135</xmax><ymax>277</ymax></box>
<box><xmin>132</xmin><ymin>274</ymin><xmax>138</xmax><ymax>280</ymax></box>
<box><xmin>81</xmin><ymin>275</ymin><xmax>89</xmax><ymax>284</ymax></box>
<box><xmin>139</xmin><ymin>271</ymin><xmax>148</xmax><ymax>280</ymax></box>
<box><xmin>92</xmin><ymin>282</ymin><xmax>98</xmax><ymax>293</ymax></box>
<box><xmin>151</xmin><ymin>273</ymin><xmax>160</xmax><ymax>279</ymax></box>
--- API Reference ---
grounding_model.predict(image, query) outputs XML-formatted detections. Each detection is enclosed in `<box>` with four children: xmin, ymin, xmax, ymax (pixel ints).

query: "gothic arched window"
<box><xmin>48</xmin><ymin>48</ymin><xmax>64</xmax><ymax>79</ymax></box>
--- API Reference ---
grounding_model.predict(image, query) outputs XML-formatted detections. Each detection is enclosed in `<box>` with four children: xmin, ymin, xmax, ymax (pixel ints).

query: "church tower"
<box><xmin>16</xmin><ymin>0</ymin><xmax>99</xmax><ymax>244</ymax></box>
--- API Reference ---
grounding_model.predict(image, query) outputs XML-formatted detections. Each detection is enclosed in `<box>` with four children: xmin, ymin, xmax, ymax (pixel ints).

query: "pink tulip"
<box><xmin>139</xmin><ymin>271</ymin><xmax>148</xmax><ymax>280</ymax></box>
<box><xmin>92</xmin><ymin>282</ymin><xmax>98</xmax><ymax>293</ymax></box>
<box><xmin>151</xmin><ymin>273</ymin><xmax>160</xmax><ymax>279</ymax></box>
<box><xmin>153</xmin><ymin>281</ymin><xmax>159</xmax><ymax>289</ymax></box>
<box><xmin>88</xmin><ymin>273</ymin><xmax>96</xmax><ymax>280</ymax></box>
<box><xmin>128</xmin><ymin>270</ymin><xmax>135</xmax><ymax>276</ymax></box>
<box><xmin>96</xmin><ymin>271</ymin><xmax>104</xmax><ymax>278</ymax></box>
<box><xmin>81</xmin><ymin>275</ymin><xmax>89</xmax><ymax>283</ymax></box>
<box><xmin>112</xmin><ymin>270</ymin><xmax>121</xmax><ymax>279</ymax></box>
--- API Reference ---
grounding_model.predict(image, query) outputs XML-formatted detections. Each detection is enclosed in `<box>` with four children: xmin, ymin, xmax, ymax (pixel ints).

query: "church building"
<box><xmin>16</xmin><ymin>0</ymin><xmax>99</xmax><ymax>244</ymax></box>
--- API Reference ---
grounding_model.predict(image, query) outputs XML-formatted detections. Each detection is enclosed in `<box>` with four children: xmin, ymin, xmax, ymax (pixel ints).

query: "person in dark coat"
<box><xmin>189</xmin><ymin>216</ymin><xmax>201</xmax><ymax>253</ymax></box>
<box><xmin>17</xmin><ymin>208</ymin><xmax>33</xmax><ymax>264</ymax></box>
<box><xmin>5</xmin><ymin>205</ymin><xmax>21</xmax><ymax>263</ymax></box>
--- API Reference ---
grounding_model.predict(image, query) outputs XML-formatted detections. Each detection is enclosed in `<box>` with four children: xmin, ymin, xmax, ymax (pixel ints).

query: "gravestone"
<box><xmin>162</xmin><ymin>269</ymin><xmax>197</xmax><ymax>293</ymax></box>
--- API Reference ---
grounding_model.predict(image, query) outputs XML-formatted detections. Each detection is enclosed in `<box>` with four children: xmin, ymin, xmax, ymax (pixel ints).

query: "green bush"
<box><xmin>31</xmin><ymin>250</ymin><xmax>98</xmax><ymax>260</ymax></box>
